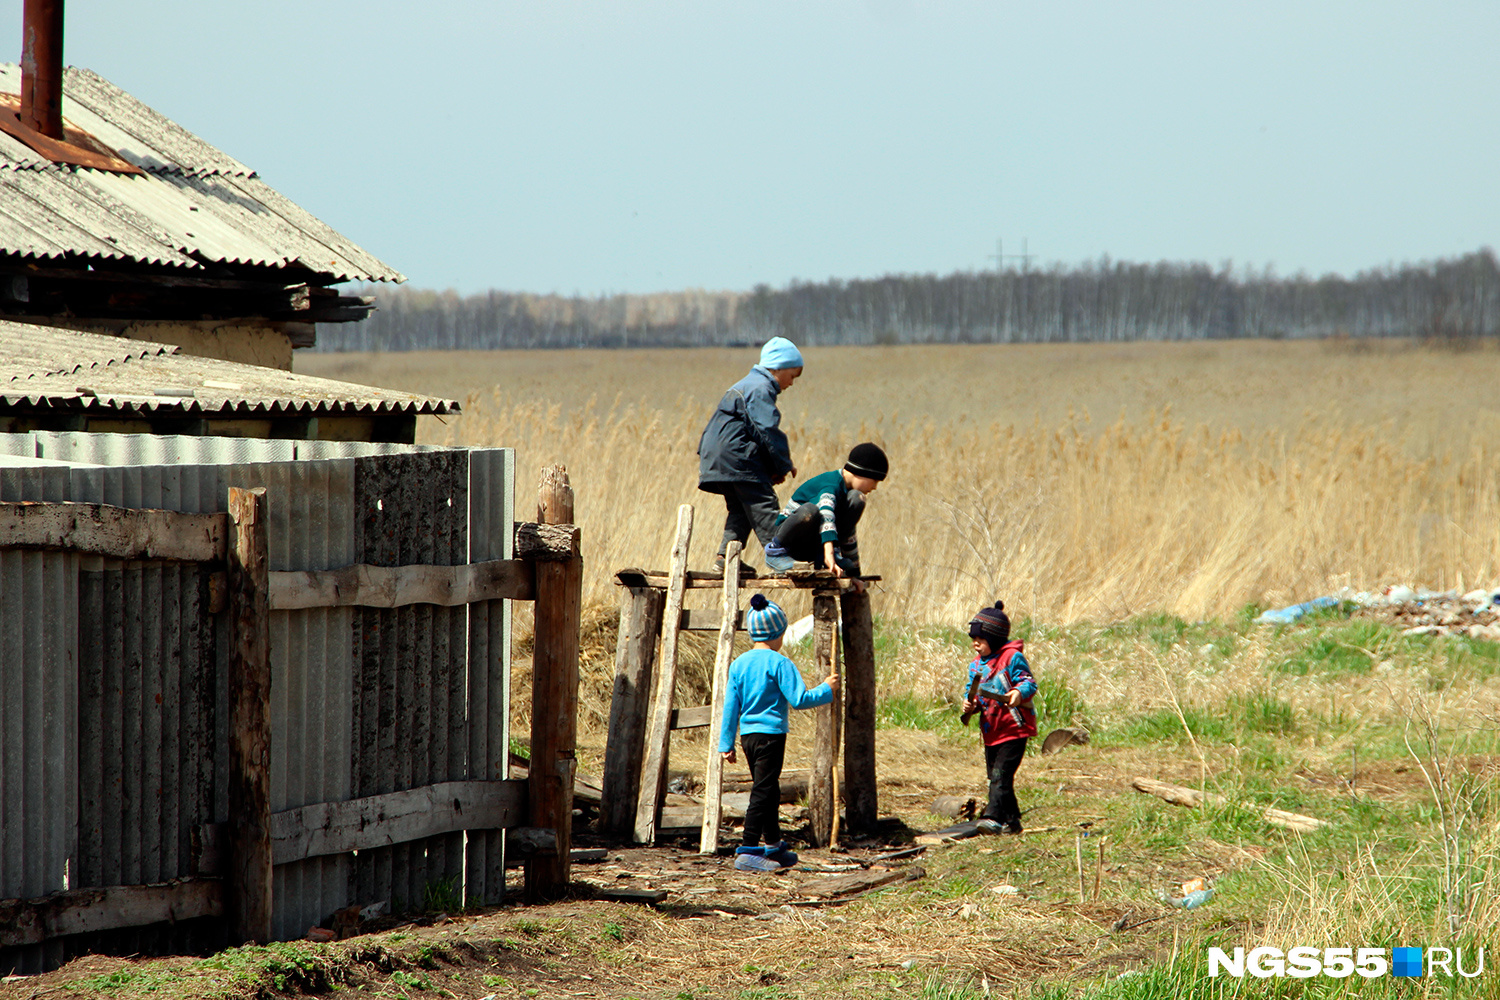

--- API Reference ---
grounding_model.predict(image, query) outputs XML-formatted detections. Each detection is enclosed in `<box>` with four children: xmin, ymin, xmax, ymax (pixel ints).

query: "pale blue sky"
<box><xmin>5</xmin><ymin>1</ymin><xmax>1497</xmax><ymax>294</ymax></box>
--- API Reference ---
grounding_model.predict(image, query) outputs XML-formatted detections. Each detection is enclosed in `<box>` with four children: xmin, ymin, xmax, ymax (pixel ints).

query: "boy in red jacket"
<box><xmin>960</xmin><ymin>601</ymin><xmax>1037</xmax><ymax>834</ymax></box>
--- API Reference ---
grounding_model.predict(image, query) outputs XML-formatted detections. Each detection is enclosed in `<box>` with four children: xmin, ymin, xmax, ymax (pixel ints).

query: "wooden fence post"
<box><xmin>599</xmin><ymin>584</ymin><xmax>666</xmax><ymax>839</ymax></box>
<box><xmin>699</xmin><ymin>541</ymin><xmax>741</xmax><ymax>853</ymax></box>
<box><xmin>807</xmin><ymin>592</ymin><xmax>840</xmax><ymax>847</ymax></box>
<box><xmin>526</xmin><ymin>466</ymin><xmax>582</xmax><ymax>900</ymax></box>
<box><xmin>841</xmin><ymin>589</ymin><xmax>878</xmax><ymax>833</ymax></box>
<box><xmin>633</xmin><ymin>504</ymin><xmax>693</xmax><ymax>844</ymax></box>
<box><xmin>226</xmin><ymin>486</ymin><xmax>272</xmax><ymax>945</ymax></box>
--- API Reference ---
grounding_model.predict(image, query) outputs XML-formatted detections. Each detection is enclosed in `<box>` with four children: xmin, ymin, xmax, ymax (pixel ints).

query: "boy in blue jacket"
<box><xmin>698</xmin><ymin>337</ymin><xmax>804</xmax><ymax>573</ymax></box>
<box><xmin>718</xmin><ymin>594</ymin><xmax>838</xmax><ymax>870</ymax></box>
<box><xmin>959</xmin><ymin>601</ymin><xmax>1037</xmax><ymax>834</ymax></box>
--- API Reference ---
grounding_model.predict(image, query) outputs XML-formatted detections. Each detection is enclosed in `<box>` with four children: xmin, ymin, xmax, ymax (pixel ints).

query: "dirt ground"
<box><xmin>0</xmin><ymin>740</ymin><xmax>1284</xmax><ymax>1000</ymax></box>
<box><xmin>0</xmin><ymin>734</ymin><xmax>1435</xmax><ymax>1000</ymax></box>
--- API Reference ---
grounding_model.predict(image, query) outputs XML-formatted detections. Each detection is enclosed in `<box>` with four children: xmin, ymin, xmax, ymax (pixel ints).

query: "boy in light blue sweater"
<box><xmin>718</xmin><ymin>594</ymin><xmax>839</xmax><ymax>870</ymax></box>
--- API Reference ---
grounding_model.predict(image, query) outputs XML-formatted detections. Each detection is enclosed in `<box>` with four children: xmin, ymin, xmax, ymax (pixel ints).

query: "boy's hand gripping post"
<box><xmin>959</xmin><ymin>675</ymin><xmax>982</xmax><ymax>726</ymax></box>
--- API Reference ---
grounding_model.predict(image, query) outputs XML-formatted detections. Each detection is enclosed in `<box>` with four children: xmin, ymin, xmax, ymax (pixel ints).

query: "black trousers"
<box><xmin>772</xmin><ymin>491</ymin><xmax>865</xmax><ymax>570</ymax></box>
<box><xmin>711</xmin><ymin>480</ymin><xmax>782</xmax><ymax>557</ymax></box>
<box><xmin>983</xmin><ymin>738</ymin><xmax>1027</xmax><ymax>829</ymax></box>
<box><xmin>740</xmin><ymin>732</ymin><xmax>786</xmax><ymax>846</ymax></box>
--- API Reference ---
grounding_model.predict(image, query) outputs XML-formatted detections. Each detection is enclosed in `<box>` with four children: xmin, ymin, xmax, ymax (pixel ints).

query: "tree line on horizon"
<box><xmin>314</xmin><ymin>249</ymin><xmax>1500</xmax><ymax>351</ymax></box>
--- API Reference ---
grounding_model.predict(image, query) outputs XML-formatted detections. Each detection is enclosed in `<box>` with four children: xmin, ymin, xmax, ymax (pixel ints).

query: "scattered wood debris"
<box><xmin>1131</xmin><ymin>777</ymin><xmax>1328</xmax><ymax>832</ymax></box>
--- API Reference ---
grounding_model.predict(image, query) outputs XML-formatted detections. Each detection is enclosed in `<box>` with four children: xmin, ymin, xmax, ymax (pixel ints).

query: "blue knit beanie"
<box><xmin>746</xmin><ymin>593</ymin><xmax>788</xmax><ymax>642</ymax></box>
<box><xmin>758</xmin><ymin>337</ymin><xmax>804</xmax><ymax>370</ymax></box>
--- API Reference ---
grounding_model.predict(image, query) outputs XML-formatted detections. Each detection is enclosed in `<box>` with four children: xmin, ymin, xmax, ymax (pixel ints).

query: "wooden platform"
<box><xmin>614</xmin><ymin>567</ymin><xmax>880</xmax><ymax>591</ymax></box>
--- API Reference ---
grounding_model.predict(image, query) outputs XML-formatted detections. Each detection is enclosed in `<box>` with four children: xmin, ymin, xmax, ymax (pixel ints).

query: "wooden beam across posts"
<box><xmin>274</xmin><ymin>779</ymin><xmax>526</xmax><ymax>864</ymax></box>
<box><xmin>0</xmin><ymin>500</ymin><xmax>225</xmax><ymax>561</ymax></box>
<box><xmin>599</xmin><ymin>585</ymin><xmax>667</xmax><ymax>838</ymax></box>
<box><xmin>700</xmin><ymin>541</ymin><xmax>742</xmax><ymax>854</ymax></box>
<box><xmin>668</xmin><ymin>705</ymin><xmax>712</xmax><ymax>730</ymax></box>
<box><xmin>633</xmin><ymin>504</ymin><xmax>694</xmax><ymax>845</ymax></box>
<box><xmin>0</xmin><ymin>879</ymin><xmax>224</xmax><ymax>948</ymax></box>
<box><xmin>841</xmin><ymin>589</ymin><xmax>878</xmax><ymax>833</ymax></box>
<box><xmin>527</xmin><ymin>466</ymin><xmax>584</xmax><ymax>901</ymax></box>
<box><xmin>267</xmin><ymin>558</ymin><xmax>535</xmax><ymax>610</ymax></box>
<box><xmin>226</xmin><ymin>486</ymin><xmax>272</xmax><ymax>945</ymax></box>
<box><xmin>615</xmin><ymin>568</ymin><xmax>879</xmax><ymax>591</ymax></box>
<box><xmin>194</xmin><ymin>779</ymin><xmax>529</xmax><ymax>871</ymax></box>
<box><xmin>808</xmin><ymin>592</ymin><xmax>841</xmax><ymax>847</ymax></box>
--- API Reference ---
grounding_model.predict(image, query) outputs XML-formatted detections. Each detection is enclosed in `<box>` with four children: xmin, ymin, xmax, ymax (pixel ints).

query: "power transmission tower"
<box><xmin>988</xmin><ymin>237</ymin><xmax>1035</xmax><ymax>274</ymax></box>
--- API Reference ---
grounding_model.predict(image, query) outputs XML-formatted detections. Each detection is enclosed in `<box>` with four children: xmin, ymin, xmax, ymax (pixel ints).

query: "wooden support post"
<box><xmin>699</xmin><ymin>541</ymin><xmax>742</xmax><ymax>854</ymax></box>
<box><xmin>226</xmin><ymin>486</ymin><xmax>272</xmax><ymax>945</ymax></box>
<box><xmin>599</xmin><ymin>585</ymin><xmax>666</xmax><ymax>839</ymax></box>
<box><xmin>808</xmin><ymin>592</ymin><xmax>840</xmax><ymax>847</ymax></box>
<box><xmin>633</xmin><ymin>504</ymin><xmax>693</xmax><ymax>844</ymax></box>
<box><xmin>840</xmin><ymin>589</ymin><xmax>878</xmax><ymax>833</ymax></box>
<box><xmin>526</xmin><ymin>466</ymin><xmax>583</xmax><ymax>901</ymax></box>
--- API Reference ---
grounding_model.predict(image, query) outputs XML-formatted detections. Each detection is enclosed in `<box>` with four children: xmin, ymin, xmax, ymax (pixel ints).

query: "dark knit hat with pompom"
<box><xmin>968</xmin><ymin>600</ymin><xmax>1010</xmax><ymax>647</ymax></box>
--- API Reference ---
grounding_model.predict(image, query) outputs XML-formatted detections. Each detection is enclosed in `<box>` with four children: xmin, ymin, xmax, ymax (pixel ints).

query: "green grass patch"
<box><xmin>1269</xmin><ymin>621</ymin><xmax>1402</xmax><ymax>676</ymax></box>
<box><xmin>1114</xmin><ymin>706</ymin><xmax>1229</xmax><ymax>744</ymax></box>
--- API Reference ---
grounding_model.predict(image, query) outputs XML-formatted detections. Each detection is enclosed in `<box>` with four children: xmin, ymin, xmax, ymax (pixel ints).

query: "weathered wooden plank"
<box><xmin>701</xmin><ymin>541</ymin><xmax>742</xmax><ymax>854</ymax></box>
<box><xmin>633</xmin><ymin>505</ymin><xmax>693</xmax><ymax>844</ymax></box>
<box><xmin>841</xmin><ymin>590</ymin><xmax>878</xmax><ymax>833</ymax></box>
<box><xmin>669</xmin><ymin>705</ymin><xmax>712</xmax><ymax>730</ymax></box>
<box><xmin>599</xmin><ymin>585</ymin><xmax>666</xmax><ymax>838</ymax></box>
<box><xmin>0</xmin><ymin>878</ymin><xmax>223</xmax><ymax>947</ymax></box>
<box><xmin>615</xmin><ymin>568</ymin><xmax>879</xmax><ymax>591</ymax></box>
<box><xmin>226</xmin><ymin>486</ymin><xmax>272</xmax><ymax>945</ymax></box>
<box><xmin>271</xmin><ymin>779</ymin><xmax>526</xmax><ymax>864</ymax></box>
<box><xmin>808</xmin><ymin>594</ymin><xmax>841</xmax><ymax>847</ymax></box>
<box><xmin>527</xmin><ymin>466</ymin><xmax>583</xmax><ymax>900</ymax></box>
<box><xmin>267</xmin><ymin>558</ymin><xmax>535</xmax><ymax>610</ymax></box>
<box><xmin>679</xmin><ymin>607</ymin><xmax>745</xmax><ymax>632</ymax></box>
<box><xmin>0</xmin><ymin>500</ymin><xmax>224</xmax><ymax>561</ymax></box>
<box><xmin>799</xmin><ymin>866</ymin><xmax>920</xmax><ymax>899</ymax></box>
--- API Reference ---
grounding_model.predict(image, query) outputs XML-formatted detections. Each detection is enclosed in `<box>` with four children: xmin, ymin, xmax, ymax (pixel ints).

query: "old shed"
<box><xmin>0</xmin><ymin>58</ymin><xmax>401</xmax><ymax>369</ymax></box>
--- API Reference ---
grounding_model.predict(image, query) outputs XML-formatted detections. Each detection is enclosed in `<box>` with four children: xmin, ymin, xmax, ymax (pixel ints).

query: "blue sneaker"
<box><xmin>764</xmin><ymin>553</ymin><xmax>795</xmax><ymax>574</ymax></box>
<box><xmin>766</xmin><ymin>841</ymin><xmax>799</xmax><ymax>867</ymax></box>
<box><xmin>734</xmin><ymin>852</ymin><xmax>784</xmax><ymax>872</ymax></box>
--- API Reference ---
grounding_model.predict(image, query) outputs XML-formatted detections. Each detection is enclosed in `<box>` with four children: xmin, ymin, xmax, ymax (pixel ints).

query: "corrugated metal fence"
<box><xmin>0</xmin><ymin>434</ymin><xmax>514</xmax><ymax>972</ymax></box>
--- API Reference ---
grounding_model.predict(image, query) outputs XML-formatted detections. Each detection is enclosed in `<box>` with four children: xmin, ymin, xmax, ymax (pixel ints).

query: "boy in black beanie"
<box><xmin>763</xmin><ymin>442</ymin><xmax>887</xmax><ymax>593</ymax></box>
<box><xmin>960</xmin><ymin>600</ymin><xmax>1037</xmax><ymax>833</ymax></box>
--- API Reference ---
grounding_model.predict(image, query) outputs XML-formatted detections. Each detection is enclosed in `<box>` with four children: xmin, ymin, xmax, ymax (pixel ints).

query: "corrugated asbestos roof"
<box><xmin>0</xmin><ymin>65</ymin><xmax>404</xmax><ymax>283</ymax></box>
<box><xmin>1</xmin><ymin>322</ymin><xmax>457</xmax><ymax>416</ymax></box>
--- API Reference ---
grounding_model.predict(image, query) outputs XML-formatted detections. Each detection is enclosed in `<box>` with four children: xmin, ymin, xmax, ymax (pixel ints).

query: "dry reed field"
<box><xmin>302</xmin><ymin>339</ymin><xmax>1500</xmax><ymax>625</ymax></box>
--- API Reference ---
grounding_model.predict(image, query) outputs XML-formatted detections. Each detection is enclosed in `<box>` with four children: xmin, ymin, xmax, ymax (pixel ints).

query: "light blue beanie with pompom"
<box><xmin>745</xmin><ymin>593</ymin><xmax>788</xmax><ymax>642</ymax></box>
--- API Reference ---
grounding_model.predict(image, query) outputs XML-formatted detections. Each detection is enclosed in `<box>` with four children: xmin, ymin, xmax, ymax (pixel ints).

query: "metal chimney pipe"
<box><xmin>20</xmin><ymin>0</ymin><xmax>64</xmax><ymax>139</ymax></box>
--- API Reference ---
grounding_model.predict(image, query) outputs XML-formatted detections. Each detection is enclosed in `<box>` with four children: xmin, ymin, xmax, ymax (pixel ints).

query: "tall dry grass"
<box><xmin>425</xmin><ymin>392</ymin><xmax>1500</xmax><ymax>624</ymax></box>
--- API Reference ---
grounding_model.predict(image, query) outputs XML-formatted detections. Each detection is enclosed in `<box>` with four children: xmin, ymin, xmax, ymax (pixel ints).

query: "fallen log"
<box><xmin>721</xmin><ymin>769</ymin><xmax>809</xmax><ymax>804</ymax></box>
<box><xmin>1131</xmin><ymin>777</ymin><xmax>1328</xmax><ymax>833</ymax></box>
